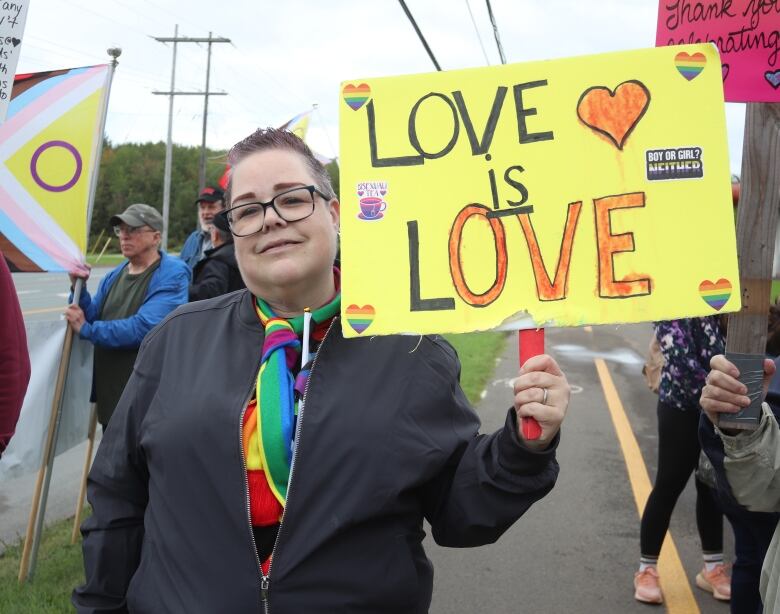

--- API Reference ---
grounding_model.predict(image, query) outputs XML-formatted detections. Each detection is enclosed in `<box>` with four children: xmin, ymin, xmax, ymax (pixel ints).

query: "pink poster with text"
<box><xmin>656</xmin><ymin>1</ymin><xmax>780</xmax><ymax>102</ymax></box>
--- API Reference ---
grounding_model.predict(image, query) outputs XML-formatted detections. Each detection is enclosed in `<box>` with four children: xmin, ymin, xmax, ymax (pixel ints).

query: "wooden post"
<box><xmin>18</xmin><ymin>323</ymin><xmax>77</xmax><ymax>582</ymax></box>
<box><xmin>71</xmin><ymin>403</ymin><xmax>98</xmax><ymax>544</ymax></box>
<box><xmin>95</xmin><ymin>237</ymin><xmax>112</xmax><ymax>264</ymax></box>
<box><xmin>722</xmin><ymin>103</ymin><xmax>780</xmax><ymax>429</ymax></box>
<box><xmin>725</xmin><ymin>103</ymin><xmax>780</xmax><ymax>355</ymax></box>
<box><xmin>88</xmin><ymin>229</ymin><xmax>105</xmax><ymax>257</ymax></box>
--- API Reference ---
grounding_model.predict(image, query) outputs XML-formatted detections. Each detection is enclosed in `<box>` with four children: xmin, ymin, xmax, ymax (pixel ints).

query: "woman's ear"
<box><xmin>328</xmin><ymin>199</ymin><xmax>340</xmax><ymax>227</ymax></box>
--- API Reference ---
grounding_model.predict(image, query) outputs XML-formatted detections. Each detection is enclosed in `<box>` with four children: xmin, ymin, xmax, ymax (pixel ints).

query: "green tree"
<box><xmin>91</xmin><ymin>140</ymin><xmax>227</xmax><ymax>251</ymax></box>
<box><xmin>90</xmin><ymin>142</ymin><xmax>338</xmax><ymax>254</ymax></box>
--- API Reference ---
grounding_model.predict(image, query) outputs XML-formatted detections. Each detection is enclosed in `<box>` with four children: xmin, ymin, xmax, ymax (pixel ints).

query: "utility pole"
<box><xmin>153</xmin><ymin>26</ymin><xmax>230</xmax><ymax>250</ymax></box>
<box><xmin>155</xmin><ymin>24</ymin><xmax>178</xmax><ymax>252</ymax></box>
<box><xmin>199</xmin><ymin>32</ymin><xmax>216</xmax><ymax>194</ymax></box>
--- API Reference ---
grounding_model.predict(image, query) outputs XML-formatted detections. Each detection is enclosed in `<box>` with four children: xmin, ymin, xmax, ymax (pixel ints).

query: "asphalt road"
<box><xmin>13</xmin><ymin>268</ymin><xmax>109</xmax><ymax>322</ymax></box>
<box><xmin>8</xmin><ymin>273</ymin><xmax>734</xmax><ymax>613</ymax></box>
<box><xmin>427</xmin><ymin>324</ymin><xmax>732</xmax><ymax>614</ymax></box>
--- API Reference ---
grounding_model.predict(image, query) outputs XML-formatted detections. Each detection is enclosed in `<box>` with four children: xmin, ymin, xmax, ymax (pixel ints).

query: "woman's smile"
<box><xmin>258</xmin><ymin>238</ymin><xmax>303</xmax><ymax>255</ymax></box>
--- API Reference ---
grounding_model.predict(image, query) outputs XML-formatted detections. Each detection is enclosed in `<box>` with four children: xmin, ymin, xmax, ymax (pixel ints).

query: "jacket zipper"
<box><xmin>238</xmin><ymin>382</ymin><xmax>265</xmax><ymax>611</ymax></box>
<box><xmin>240</xmin><ymin>318</ymin><xmax>337</xmax><ymax>613</ymax></box>
<box><xmin>258</xmin><ymin>317</ymin><xmax>337</xmax><ymax>613</ymax></box>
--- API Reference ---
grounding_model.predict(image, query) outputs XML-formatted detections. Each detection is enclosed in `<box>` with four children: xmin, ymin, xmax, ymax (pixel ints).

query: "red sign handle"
<box><xmin>518</xmin><ymin>329</ymin><xmax>545</xmax><ymax>440</ymax></box>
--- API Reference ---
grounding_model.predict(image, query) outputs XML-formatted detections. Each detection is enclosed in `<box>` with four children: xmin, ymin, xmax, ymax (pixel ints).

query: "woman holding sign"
<box><xmin>73</xmin><ymin>129</ymin><xmax>570</xmax><ymax>613</ymax></box>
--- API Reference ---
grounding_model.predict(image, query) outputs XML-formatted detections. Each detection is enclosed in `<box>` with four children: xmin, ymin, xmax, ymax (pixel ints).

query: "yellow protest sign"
<box><xmin>339</xmin><ymin>44</ymin><xmax>739</xmax><ymax>338</ymax></box>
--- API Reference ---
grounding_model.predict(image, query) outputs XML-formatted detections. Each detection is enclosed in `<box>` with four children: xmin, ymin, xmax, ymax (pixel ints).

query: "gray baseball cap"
<box><xmin>109</xmin><ymin>204</ymin><xmax>164</xmax><ymax>232</ymax></box>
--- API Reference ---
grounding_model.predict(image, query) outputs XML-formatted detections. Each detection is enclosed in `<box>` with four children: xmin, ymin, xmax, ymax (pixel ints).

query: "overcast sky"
<box><xmin>16</xmin><ymin>0</ymin><xmax>746</xmax><ymax>172</ymax></box>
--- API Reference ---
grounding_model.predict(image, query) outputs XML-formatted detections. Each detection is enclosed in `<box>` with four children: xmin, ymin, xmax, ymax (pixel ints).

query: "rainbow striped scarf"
<box><xmin>253</xmin><ymin>294</ymin><xmax>340</xmax><ymax>505</ymax></box>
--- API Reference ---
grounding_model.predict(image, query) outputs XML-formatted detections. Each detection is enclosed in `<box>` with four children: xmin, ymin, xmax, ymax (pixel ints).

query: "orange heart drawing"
<box><xmin>577</xmin><ymin>80</ymin><xmax>651</xmax><ymax>150</ymax></box>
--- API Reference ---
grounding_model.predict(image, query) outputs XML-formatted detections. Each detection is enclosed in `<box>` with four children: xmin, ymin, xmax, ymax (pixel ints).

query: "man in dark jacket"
<box><xmin>189</xmin><ymin>209</ymin><xmax>245</xmax><ymax>301</ymax></box>
<box><xmin>180</xmin><ymin>186</ymin><xmax>225</xmax><ymax>271</ymax></box>
<box><xmin>0</xmin><ymin>251</ymin><xmax>31</xmax><ymax>457</ymax></box>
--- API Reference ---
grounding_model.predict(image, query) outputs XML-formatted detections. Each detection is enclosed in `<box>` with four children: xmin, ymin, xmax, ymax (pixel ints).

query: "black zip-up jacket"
<box><xmin>188</xmin><ymin>241</ymin><xmax>245</xmax><ymax>301</ymax></box>
<box><xmin>73</xmin><ymin>290</ymin><xmax>560</xmax><ymax>613</ymax></box>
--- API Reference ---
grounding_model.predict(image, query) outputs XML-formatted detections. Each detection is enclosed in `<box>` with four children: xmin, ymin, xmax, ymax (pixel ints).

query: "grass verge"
<box><xmin>85</xmin><ymin>253</ymin><xmax>125</xmax><ymax>268</ymax></box>
<box><xmin>443</xmin><ymin>331</ymin><xmax>509</xmax><ymax>404</ymax></box>
<box><xmin>0</xmin><ymin>508</ymin><xmax>90</xmax><ymax>614</ymax></box>
<box><xmin>1</xmin><ymin>333</ymin><xmax>506</xmax><ymax>611</ymax></box>
<box><xmin>86</xmin><ymin>252</ymin><xmax>183</xmax><ymax>268</ymax></box>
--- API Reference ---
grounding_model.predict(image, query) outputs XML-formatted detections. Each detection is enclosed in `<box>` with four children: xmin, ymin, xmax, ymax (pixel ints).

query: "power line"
<box><xmin>104</xmin><ymin>0</ymin><xmax>161</xmax><ymax>26</ymax></box>
<box><xmin>225</xmin><ymin>42</ymin><xmax>312</xmax><ymax>111</ymax></box>
<box><xmin>465</xmin><ymin>0</ymin><xmax>491</xmax><ymax>65</ymax></box>
<box><xmin>485</xmin><ymin>0</ymin><xmax>506</xmax><ymax>64</ymax></box>
<box><xmin>17</xmin><ymin>48</ymin><xmax>199</xmax><ymax>103</ymax></box>
<box><xmin>136</xmin><ymin>0</ymin><xmax>215</xmax><ymax>40</ymax></box>
<box><xmin>397</xmin><ymin>0</ymin><xmax>442</xmax><ymax>71</ymax></box>
<box><xmin>66</xmin><ymin>0</ymin><xmax>153</xmax><ymax>41</ymax></box>
<box><xmin>21</xmin><ymin>35</ymin><xmax>201</xmax><ymax>91</ymax></box>
<box><xmin>106</xmin><ymin>0</ymin><xmax>227</xmax><ymax>46</ymax></box>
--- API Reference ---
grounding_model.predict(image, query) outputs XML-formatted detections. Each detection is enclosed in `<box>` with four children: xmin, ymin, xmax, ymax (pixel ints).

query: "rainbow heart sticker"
<box><xmin>346</xmin><ymin>304</ymin><xmax>375</xmax><ymax>334</ymax></box>
<box><xmin>699</xmin><ymin>278</ymin><xmax>732</xmax><ymax>311</ymax></box>
<box><xmin>343</xmin><ymin>83</ymin><xmax>371</xmax><ymax>111</ymax></box>
<box><xmin>675</xmin><ymin>52</ymin><xmax>706</xmax><ymax>81</ymax></box>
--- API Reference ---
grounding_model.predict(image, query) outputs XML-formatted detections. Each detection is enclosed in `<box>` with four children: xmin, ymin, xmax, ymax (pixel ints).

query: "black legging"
<box><xmin>640</xmin><ymin>401</ymin><xmax>723</xmax><ymax>557</ymax></box>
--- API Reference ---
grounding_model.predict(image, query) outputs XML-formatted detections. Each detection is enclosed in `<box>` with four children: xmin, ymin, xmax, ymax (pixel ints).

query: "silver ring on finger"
<box><xmin>542</xmin><ymin>387</ymin><xmax>548</xmax><ymax>405</ymax></box>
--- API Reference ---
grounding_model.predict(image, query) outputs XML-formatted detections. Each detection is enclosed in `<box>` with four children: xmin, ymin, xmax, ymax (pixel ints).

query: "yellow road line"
<box><xmin>22</xmin><ymin>306</ymin><xmax>64</xmax><ymax>316</ymax></box>
<box><xmin>594</xmin><ymin>358</ymin><xmax>700</xmax><ymax>614</ymax></box>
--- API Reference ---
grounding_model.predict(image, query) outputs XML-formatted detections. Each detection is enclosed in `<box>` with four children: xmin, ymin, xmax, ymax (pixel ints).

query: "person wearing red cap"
<box><xmin>180</xmin><ymin>186</ymin><xmax>225</xmax><ymax>271</ymax></box>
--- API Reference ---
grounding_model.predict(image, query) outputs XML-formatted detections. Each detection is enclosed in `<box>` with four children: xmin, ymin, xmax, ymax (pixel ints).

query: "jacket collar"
<box><xmin>235</xmin><ymin>290</ymin><xmax>343</xmax><ymax>339</ymax></box>
<box><xmin>238</xmin><ymin>289</ymin><xmax>261</xmax><ymax>328</ymax></box>
<box><xmin>203</xmin><ymin>242</ymin><xmax>233</xmax><ymax>259</ymax></box>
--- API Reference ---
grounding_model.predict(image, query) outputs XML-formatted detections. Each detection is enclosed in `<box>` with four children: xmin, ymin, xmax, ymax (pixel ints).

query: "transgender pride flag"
<box><xmin>0</xmin><ymin>65</ymin><xmax>111</xmax><ymax>273</ymax></box>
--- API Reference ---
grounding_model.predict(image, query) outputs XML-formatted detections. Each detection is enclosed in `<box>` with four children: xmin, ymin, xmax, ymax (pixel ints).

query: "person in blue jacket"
<box><xmin>64</xmin><ymin>204</ymin><xmax>189</xmax><ymax>428</ymax></box>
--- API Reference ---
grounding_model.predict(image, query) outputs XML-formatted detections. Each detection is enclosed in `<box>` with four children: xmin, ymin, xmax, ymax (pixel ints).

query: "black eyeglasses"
<box><xmin>219</xmin><ymin>185</ymin><xmax>330</xmax><ymax>237</ymax></box>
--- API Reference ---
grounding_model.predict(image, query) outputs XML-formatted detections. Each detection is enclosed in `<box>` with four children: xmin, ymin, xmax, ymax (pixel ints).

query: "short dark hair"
<box><xmin>225</xmin><ymin>128</ymin><xmax>335</xmax><ymax>205</ymax></box>
<box><xmin>213</xmin><ymin>226</ymin><xmax>232</xmax><ymax>244</ymax></box>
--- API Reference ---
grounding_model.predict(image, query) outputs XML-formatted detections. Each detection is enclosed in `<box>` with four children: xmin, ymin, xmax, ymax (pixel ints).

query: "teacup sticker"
<box><xmin>356</xmin><ymin>181</ymin><xmax>388</xmax><ymax>221</ymax></box>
